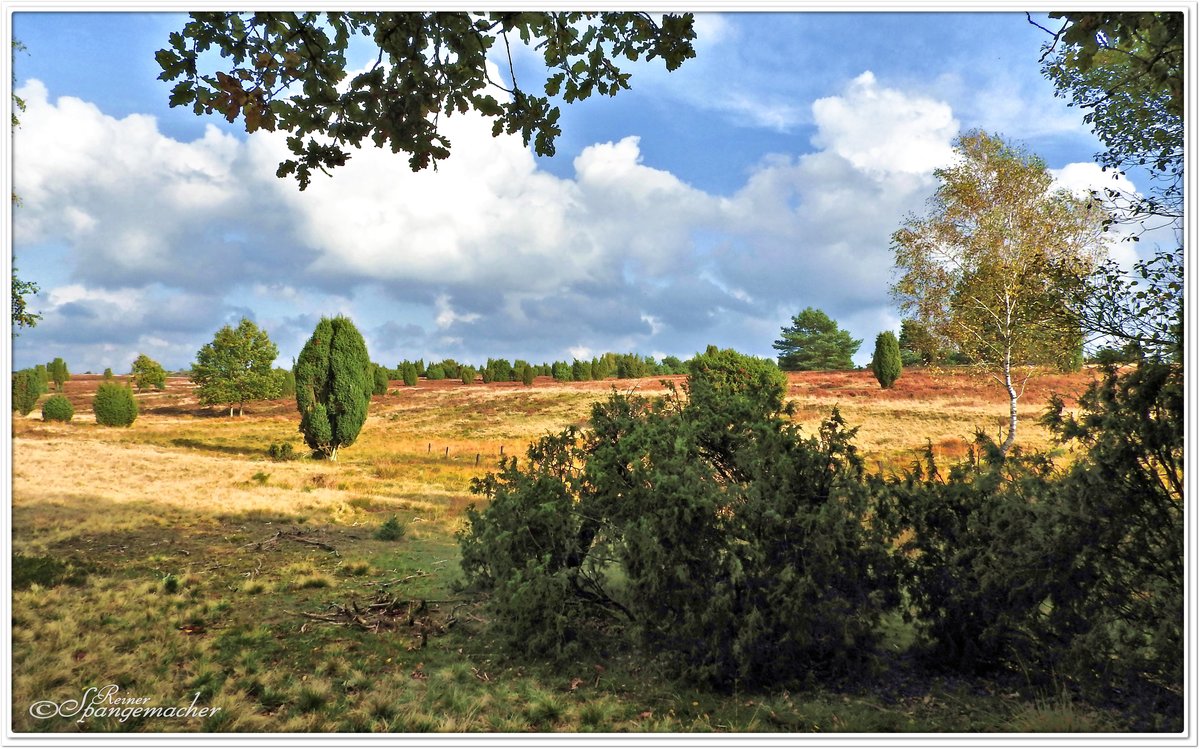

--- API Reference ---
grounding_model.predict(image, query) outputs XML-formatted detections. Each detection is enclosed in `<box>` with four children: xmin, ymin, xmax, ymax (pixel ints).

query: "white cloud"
<box><xmin>811</xmin><ymin>71</ymin><xmax>959</xmax><ymax>178</ymax></box>
<box><xmin>14</xmin><ymin>66</ymin><xmax>1099</xmax><ymax>371</ymax></box>
<box><xmin>1050</xmin><ymin>162</ymin><xmax>1156</xmax><ymax>270</ymax></box>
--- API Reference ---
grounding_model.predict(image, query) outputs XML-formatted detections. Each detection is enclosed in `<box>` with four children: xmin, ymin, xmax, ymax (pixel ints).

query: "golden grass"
<box><xmin>9</xmin><ymin>366</ymin><xmax>1108</xmax><ymax>734</ymax></box>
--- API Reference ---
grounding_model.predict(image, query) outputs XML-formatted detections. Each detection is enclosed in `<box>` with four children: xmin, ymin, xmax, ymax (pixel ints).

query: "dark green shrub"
<box><xmin>12</xmin><ymin>369</ymin><xmax>41</xmax><ymax>416</ymax></box>
<box><xmin>402</xmin><ymin>363</ymin><xmax>419</xmax><ymax>387</ymax></box>
<box><xmin>93</xmin><ymin>382</ymin><xmax>138</xmax><ymax>427</ymax></box>
<box><xmin>480</xmin><ymin>367</ymin><xmax>494</xmax><ymax>385</ymax></box>
<box><xmin>102</xmin><ymin>367</ymin><xmax>114</xmax><ymax>380</ymax></box>
<box><xmin>485</xmin><ymin>358</ymin><xmax>513</xmax><ymax>383</ymax></box>
<box><xmin>278</xmin><ymin>367</ymin><xmax>297</xmax><ymax>398</ymax></box>
<box><xmin>880</xmin><ymin>354</ymin><xmax>1183</xmax><ymax>697</ymax></box>
<box><xmin>460</xmin><ymin>366</ymin><xmax>476</xmax><ymax>385</ymax></box>
<box><xmin>33</xmin><ymin>364</ymin><xmax>50</xmax><ymax>393</ymax></box>
<box><xmin>460</xmin><ymin>347</ymin><xmax>896</xmax><ymax>687</ymax></box>
<box><xmin>295</xmin><ymin>316</ymin><xmax>372</xmax><ymax>460</ymax></box>
<box><xmin>268</xmin><ymin>442</ymin><xmax>296</xmax><ymax>461</ymax></box>
<box><xmin>371</xmin><ymin>363</ymin><xmax>389</xmax><ymax>395</ymax></box>
<box><xmin>49</xmin><ymin>357</ymin><xmax>70</xmax><ymax>391</ymax></box>
<box><xmin>1042</xmin><ymin>358</ymin><xmax>1183</xmax><ymax>691</ymax></box>
<box><xmin>426</xmin><ymin>365</ymin><xmax>446</xmax><ymax>381</ymax></box>
<box><xmin>41</xmin><ymin>394</ymin><xmax>74</xmax><ymax>422</ymax></box>
<box><xmin>571</xmin><ymin>359</ymin><xmax>591</xmax><ymax>381</ymax></box>
<box><xmin>871</xmin><ymin>331</ymin><xmax>902</xmax><ymax>388</ymax></box>
<box><xmin>876</xmin><ymin>438</ymin><xmax>1063</xmax><ymax>671</ymax></box>
<box><xmin>520</xmin><ymin>364</ymin><xmax>536</xmax><ymax>386</ymax></box>
<box><xmin>374</xmin><ymin>515</ymin><xmax>406</xmax><ymax>541</ymax></box>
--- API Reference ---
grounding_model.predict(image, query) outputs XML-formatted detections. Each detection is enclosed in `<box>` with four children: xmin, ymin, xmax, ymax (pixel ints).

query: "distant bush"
<box><xmin>426</xmin><ymin>365</ymin><xmax>446</xmax><ymax>381</ymax></box>
<box><xmin>460</xmin><ymin>366</ymin><xmax>477</xmax><ymax>385</ymax></box>
<box><xmin>48</xmin><ymin>357</ymin><xmax>70</xmax><ymax>391</ymax></box>
<box><xmin>372</xmin><ymin>363</ymin><xmax>389</xmax><ymax>395</ymax></box>
<box><xmin>268</xmin><ymin>442</ymin><xmax>296</xmax><ymax>461</ymax></box>
<box><xmin>41</xmin><ymin>394</ymin><xmax>74</xmax><ymax>422</ymax></box>
<box><xmin>278</xmin><ymin>367</ymin><xmax>297</xmax><ymax>398</ymax></box>
<box><xmin>402</xmin><ymin>363</ymin><xmax>419</xmax><ymax>387</ymax></box>
<box><xmin>93</xmin><ymin>382</ymin><xmax>138</xmax><ymax>427</ymax></box>
<box><xmin>571</xmin><ymin>359</ymin><xmax>592</xmax><ymax>381</ymax></box>
<box><xmin>521</xmin><ymin>364</ymin><xmax>536</xmax><ymax>386</ymax></box>
<box><xmin>102</xmin><ymin>367</ymin><xmax>114</xmax><ymax>379</ymax></box>
<box><xmin>12</xmin><ymin>369</ymin><xmax>41</xmax><ymax>416</ymax></box>
<box><xmin>374</xmin><ymin>515</ymin><xmax>406</xmax><ymax>541</ymax></box>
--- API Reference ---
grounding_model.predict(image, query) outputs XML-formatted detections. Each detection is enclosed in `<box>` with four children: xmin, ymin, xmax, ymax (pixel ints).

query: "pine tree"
<box><xmin>773</xmin><ymin>308</ymin><xmax>861</xmax><ymax>371</ymax></box>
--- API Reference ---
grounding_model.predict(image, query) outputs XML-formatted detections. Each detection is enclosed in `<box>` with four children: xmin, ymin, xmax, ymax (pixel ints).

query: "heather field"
<box><xmin>10</xmin><ymin>367</ymin><xmax>1155</xmax><ymax>734</ymax></box>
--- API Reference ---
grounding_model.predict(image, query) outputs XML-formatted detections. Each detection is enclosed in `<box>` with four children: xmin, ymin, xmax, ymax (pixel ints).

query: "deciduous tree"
<box><xmin>131</xmin><ymin>353</ymin><xmax>167</xmax><ymax>391</ymax></box>
<box><xmin>191</xmin><ymin>318</ymin><xmax>283</xmax><ymax>416</ymax></box>
<box><xmin>156</xmin><ymin>12</ymin><xmax>696</xmax><ymax>189</ymax></box>
<box><xmin>891</xmin><ymin>131</ymin><xmax>1105</xmax><ymax>456</ymax></box>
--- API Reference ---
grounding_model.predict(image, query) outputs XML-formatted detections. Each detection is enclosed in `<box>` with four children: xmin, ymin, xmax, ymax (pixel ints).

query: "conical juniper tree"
<box><xmin>295</xmin><ymin>316</ymin><xmax>372</xmax><ymax>460</ymax></box>
<box><xmin>871</xmin><ymin>331</ymin><xmax>902</xmax><ymax>389</ymax></box>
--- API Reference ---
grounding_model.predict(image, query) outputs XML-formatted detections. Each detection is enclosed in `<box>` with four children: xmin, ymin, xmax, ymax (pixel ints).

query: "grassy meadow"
<box><xmin>12</xmin><ymin>367</ymin><xmax>1138</xmax><ymax>734</ymax></box>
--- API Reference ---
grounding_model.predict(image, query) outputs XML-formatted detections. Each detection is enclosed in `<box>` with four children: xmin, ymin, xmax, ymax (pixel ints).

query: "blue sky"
<box><xmin>9</xmin><ymin>10</ymin><xmax>1136</xmax><ymax>373</ymax></box>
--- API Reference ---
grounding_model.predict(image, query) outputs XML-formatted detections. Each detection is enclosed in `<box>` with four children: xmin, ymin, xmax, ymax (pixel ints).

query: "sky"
<box><xmin>7</xmin><ymin>10</ymin><xmax>1152</xmax><ymax>374</ymax></box>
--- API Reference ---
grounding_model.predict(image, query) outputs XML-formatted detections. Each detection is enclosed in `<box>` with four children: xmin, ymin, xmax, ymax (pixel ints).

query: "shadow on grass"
<box><xmin>170</xmin><ymin>437</ymin><xmax>258</xmax><ymax>456</ymax></box>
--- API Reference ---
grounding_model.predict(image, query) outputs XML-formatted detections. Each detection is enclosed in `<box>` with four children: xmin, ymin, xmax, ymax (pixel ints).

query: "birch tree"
<box><xmin>891</xmin><ymin>131</ymin><xmax>1105</xmax><ymax>456</ymax></box>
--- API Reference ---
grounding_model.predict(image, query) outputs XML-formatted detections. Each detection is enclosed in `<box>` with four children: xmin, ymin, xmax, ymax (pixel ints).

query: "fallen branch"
<box><xmin>241</xmin><ymin>529</ymin><xmax>340</xmax><ymax>556</ymax></box>
<box><xmin>289</xmin><ymin>593</ymin><xmax>477</xmax><ymax>638</ymax></box>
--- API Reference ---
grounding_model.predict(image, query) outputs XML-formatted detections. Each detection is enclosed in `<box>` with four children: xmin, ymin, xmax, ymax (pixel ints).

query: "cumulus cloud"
<box><xmin>13</xmin><ymin>66</ymin><xmax>1128</xmax><ymax>372</ymax></box>
<box><xmin>811</xmin><ymin>71</ymin><xmax>958</xmax><ymax>177</ymax></box>
<box><xmin>1050</xmin><ymin>162</ymin><xmax>1162</xmax><ymax>270</ymax></box>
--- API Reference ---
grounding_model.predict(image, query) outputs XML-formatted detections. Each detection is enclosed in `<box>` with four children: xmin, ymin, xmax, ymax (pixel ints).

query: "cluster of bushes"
<box><xmin>386</xmin><ymin>352</ymin><xmax>691</xmax><ymax>388</ymax></box>
<box><xmin>875</xmin><ymin>351</ymin><xmax>1180</xmax><ymax>712</ymax></box>
<box><xmin>461</xmin><ymin>347</ymin><xmax>896</xmax><ymax>685</ymax></box>
<box><xmin>459</xmin><ymin>347</ymin><xmax>1182</xmax><ymax>715</ymax></box>
<box><xmin>267</xmin><ymin>442</ymin><xmax>296</xmax><ymax>461</ymax></box>
<box><xmin>12</xmin><ymin>358</ymin><xmax>74</xmax><ymax>417</ymax></box>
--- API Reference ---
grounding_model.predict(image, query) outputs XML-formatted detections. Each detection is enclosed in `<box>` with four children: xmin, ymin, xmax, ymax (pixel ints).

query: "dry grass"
<box><xmin>10</xmin><ymin>365</ymin><xmax>1113</xmax><ymax>734</ymax></box>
